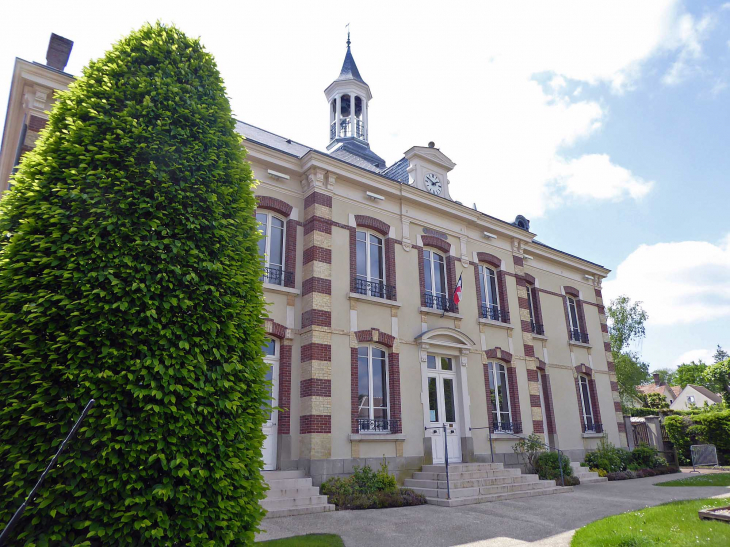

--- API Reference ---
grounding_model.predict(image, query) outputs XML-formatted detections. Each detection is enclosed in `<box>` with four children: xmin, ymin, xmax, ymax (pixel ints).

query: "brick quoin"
<box><xmin>301</xmin><ymin>309</ymin><xmax>332</xmax><ymax>328</ymax></box>
<box><xmin>388</xmin><ymin>352</ymin><xmax>402</xmax><ymax>433</ymax></box>
<box><xmin>301</xmin><ymin>277</ymin><xmax>332</xmax><ymax>296</ymax></box>
<box><xmin>256</xmin><ymin>195</ymin><xmax>293</xmax><ymax>218</ymax></box>
<box><xmin>302</xmin><ymin>246</ymin><xmax>332</xmax><ymax>265</ymax></box>
<box><xmin>542</xmin><ymin>373</ymin><xmax>557</xmax><ymax>434</ymax></box>
<box><xmin>614</xmin><ymin>401</ymin><xmax>622</xmax><ymax>412</ymax></box>
<box><xmin>530</xmin><ymin>394</ymin><xmax>541</xmax><ymax>407</ymax></box>
<box><xmin>610</xmin><ymin>381</ymin><xmax>619</xmax><ymax>392</ymax></box>
<box><xmin>513</xmin><ymin>255</ymin><xmax>524</xmax><ymax>267</ymax></box>
<box><xmin>526</xmin><ymin>369</ymin><xmax>539</xmax><ymax>382</ymax></box>
<box><xmin>506</xmin><ymin>366</ymin><xmax>522</xmax><ymax>427</ymax></box>
<box><xmin>533</xmin><ymin>420</ymin><xmax>544</xmax><ymax>434</ymax></box>
<box><xmin>477</xmin><ymin>252</ymin><xmax>501</xmax><ymax>269</ymax></box>
<box><xmin>284</xmin><ymin>219</ymin><xmax>297</xmax><ymax>288</ymax></box>
<box><xmin>300</xmin><ymin>378</ymin><xmax>332</xmax><ymax>398</ymax></box>
<box><xmin>304</xmin><ymin>192</ymin><xmax>332</xmax><ymax>209</ymax></box>
<box><xmin>303</xmin><ymin>217</ymin><xmax>332</xmax><ymax>236</ymax></box>
<box><xmin>617</xmin><ymin>422</ymin><xmax>626</xmax><ymax>433</ymax></box>
<box><xmin>351</xmin><ymin>348</ymin><xmax>359</xmax><ymax>433</ymax></box>
<box><xmin>300</xmin><ymin>415</ymin><xmax>332</xmax><ymax>434</ymax></box>
<box><xmin>28</xmin><ymin>114</ymin><xmax>47</xmax><ymax>133</ymax></box>
<box><xmin>301</xmin><ymin>343</ymin><xmax>331</xmax><ymax>363</ymax></box>
<box><xmin>278</xmin><ymin>344</ymin><xmax>292</xmax><ymax>435</ymax></box>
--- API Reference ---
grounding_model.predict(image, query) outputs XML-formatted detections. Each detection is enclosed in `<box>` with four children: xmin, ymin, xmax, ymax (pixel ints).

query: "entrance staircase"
<box><xmin>404</xmin><ymin>462</ymin><xmax>572</xmax><ymax>507</ymax></box>
<box><xmin>570</xmin><ymin>462</ymin><xmax>607</xmax><ymax>484</ymax></box>
<box><xmin>262</xmin><ymin>470</ymin><xmax>335</xmax><ymax>518</ymax></box>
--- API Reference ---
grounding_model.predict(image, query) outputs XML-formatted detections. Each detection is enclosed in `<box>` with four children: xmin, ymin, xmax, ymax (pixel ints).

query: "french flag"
<box><xmin>453</xmin><ymin>273</ymin><xmax>463</xmax><ymax>306</ymax></box>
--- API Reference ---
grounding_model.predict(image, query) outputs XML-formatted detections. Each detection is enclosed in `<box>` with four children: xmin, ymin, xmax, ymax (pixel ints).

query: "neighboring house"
<box><xmin>637</xmin><ymin>374</ymin><xmax>681</xmax><ymax>407</ymax></box>
<box><xmin>670</xmin><ymin>385</ymin><xmax>723</xmax><ymax>411</ymax></box>
<box><xmin>1</xmin><ymin>34</ymin><xmax>629</xmax><ymax>485</ymax></box>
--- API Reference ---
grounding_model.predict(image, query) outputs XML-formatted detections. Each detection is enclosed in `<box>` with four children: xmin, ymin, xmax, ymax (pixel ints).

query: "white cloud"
<box><xmin>603</xmin><ymin>235</ymin><xmax>730</xmax><ymax>326</ymax></box>
<box><xmin>662</xmin><ymin>13</ymin><xmax>715</xmax><ymax>86</ymax></box>
<box><xmin>674</xmin><ymin>348</ymin><xmax>714</xmax><ymax>366</ymax></box>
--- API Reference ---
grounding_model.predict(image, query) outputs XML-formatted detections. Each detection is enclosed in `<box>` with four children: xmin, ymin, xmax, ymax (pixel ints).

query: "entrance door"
<box><xmin>425</xmin><ymin>355</ymin><xmax>462</xmax><ymax>464</ymax></box>
<box><xmin>262</xmin><ymin>339</ymin><xmax>279</xmax><ymax>470</ymax></box>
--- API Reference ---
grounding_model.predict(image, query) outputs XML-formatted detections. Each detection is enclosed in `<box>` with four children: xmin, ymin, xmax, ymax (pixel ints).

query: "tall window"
<box><xmin>424</xmin><ymin>250</ymin><xmax>447</xmax><ymax>310</ymax></box>
<box><xmin>358</xmin><ymin>346</ymin><xmax>389</xmax><ymax>431</ymax></box>
<box><xmin>262</xmin><ymin>338</ymin><xmax>277</xmax><ymax>421</ymax></box>
<box><xmin>355</xmin><ymin>231</ymin><xmax>386</xmax><ymax>298</ymax></box>
<box><xmin>257</xmin><ymin>212</ymin><xmax>285</xmax><ymax>285</ymax></box>
<box><xmin>579</xmin><ymin>376</ymin><xmax>595</xmax><ymax>432</ymax></box>
<box><xmin>487</xmin><ymin>362</ymin><xmax>513</xmax><ymax>431</ymax></box>
<box><xmin>567</xmin><ymin>297</ymin><xmax>580</xmax><ymax>339</ymax></box>
<box><xmin>479</xmin><ymin>265</ymin><xmax>500</xmax><ymax>320</ymax></box>
<box><xmin>527</xmin><ymin>284</ymin><xmax>543</xmax><ymax>335</ymax></box>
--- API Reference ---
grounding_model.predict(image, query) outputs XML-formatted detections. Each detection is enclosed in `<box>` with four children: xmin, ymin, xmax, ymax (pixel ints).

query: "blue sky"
<box><xmin>0</xmin><ymin>0</ymin><xmax>728</xmax><ymax>373</ymax></box>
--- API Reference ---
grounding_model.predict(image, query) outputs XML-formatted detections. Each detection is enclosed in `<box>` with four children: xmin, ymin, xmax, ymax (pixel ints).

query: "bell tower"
<box><xmin>325</xmin><ymin>34</ymin><xmax>375</xmax><ymax>144</ymax></box>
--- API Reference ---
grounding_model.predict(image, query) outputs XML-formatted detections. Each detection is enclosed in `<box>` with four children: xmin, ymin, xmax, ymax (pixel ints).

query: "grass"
<box><xmin>656</xmin><ymin>473</ymin><xmax>730</xmax><ymax>487</ymax></box>
<box><xmin>571</xmin><ymin>498</ymin><xmax>730</xmax><ymax>546</ymax></box>
<box><xmin>257</xmin><ymin>534</ymin><xmax>344</xmax><ymax>546</ymax></box>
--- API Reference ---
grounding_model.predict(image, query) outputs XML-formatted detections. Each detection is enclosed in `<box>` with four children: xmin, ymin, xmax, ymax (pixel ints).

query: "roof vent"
<box><xmin>46</xmin><ymin>33</ymin><xmax>73</xmax><ymax>72</ymax></box>
<box><xmin>428</xmin><ymin>141</ymin><xmax>435</xmax><ymax>148</ymax></box>
<box><xmin>513</xmin><ymin>215</ymin><xmax>530</xmax><ymax>231</ymax></box>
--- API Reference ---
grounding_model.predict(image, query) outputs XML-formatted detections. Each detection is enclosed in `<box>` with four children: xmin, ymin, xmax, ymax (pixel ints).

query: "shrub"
<box><xmin>557</xmin><ymin>476</ymin><xmax>581</xmax><ymax>487</ymax></box>
<box><xmin>665</xmin><ymin>410</ymin><xmax>730</xmax><ymax>465</ymax></box>
<box><xmin>0</xmin><ymin>23</ymin><xmax>268</xmax><ymax>545</ymax></box>
<box><xmin>584</xmin><ymin>438</ymin><xmax>629</xmax><ymax>472</ymax></box>
<box><xmin>535</xmin><ymin>451</ymin><xmax>572</xmax><ymax>481</ymax></box>
<box><xmin>512</xmin><ymin>433</ymin><xmax>545</xmax><ymax>473</ymax></box>
<box><xmin>320</xmin><ymin>462</ymin><xmax>421</xmax><ymax>510</ymax></box>
<box><xmin>631</xmin><ymin>444</ymin><xmax>662</xmax><ymax>469</ymax></box>
<box><xmin>590</xmin><ymin>467</ymin><xmax>608</xmax><ymax>478</ymax></box>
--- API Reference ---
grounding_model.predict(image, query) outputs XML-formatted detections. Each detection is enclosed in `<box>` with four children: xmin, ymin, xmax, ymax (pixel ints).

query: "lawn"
<box><xmin>257</xmin><ymin>534</ymin><xmax>344</xmax><ymax>546</ymax></box>
<box><xmin>656</xmin><ymin>473</ymin><xmax>730</xmax><ymax>487</ymax></box>
<box><xmin>571</xmin><ymin>498</ymin><xmax>730</xmax><ymax>546</ymax></box>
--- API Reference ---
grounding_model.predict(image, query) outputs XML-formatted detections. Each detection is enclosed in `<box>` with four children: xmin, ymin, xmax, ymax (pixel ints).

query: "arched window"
<box><xmin>578</xmin><ymin>375</ymin><xmax>595</xmax><ymax>433</ymax></box>
<box><xmin>479</xmin><ymin>265</ymin><xmax>501</xmax><ymax>320</ymax></box>
<box><xmin>424</xmin><ymin>250</ymin><xmax>448</xmax><ymax>311</ymax></box>
<box><xmin>256</xmin><ymin>212</ymin><xmax>286</xmax><ymax>285</ymax></box>
<box><xmin>487</xmin><ymin>362</ymin><xmax>513</xmax><ymax>432</ymax></box>
<box><xmin>355</xmin><ymin>230</ymin><xmax>387</xmax><ymax>298</ymax></box>
<box><xmin>357</xmin><ymin>346</ymin><xmax>390</xmax><ymax>432</ymax></box>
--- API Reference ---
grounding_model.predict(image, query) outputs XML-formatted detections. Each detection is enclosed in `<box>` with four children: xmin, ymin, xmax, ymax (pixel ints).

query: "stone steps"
<box><xmin>262</xmin><ymin>470</ymin><xmax>335</xmax><ymax>518</ymax></box>
<box><xmin>570</xmin><ymin>462</ymin><xmax>608</xmax><ymax>484</ymax></box>
<box><xmin>405</xmin><ymin>462</ymin><xmax>572</xmax><ymax>507</ymax></box>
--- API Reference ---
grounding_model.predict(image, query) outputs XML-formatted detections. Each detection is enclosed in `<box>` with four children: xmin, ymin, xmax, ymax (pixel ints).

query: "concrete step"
<box><xmin>262</xmin><ymin>469</ymin><xmax>306</xmax><ymax>481</ymax></box>
<box><xmin>408</xmin><ymin>479</ymin><xmax>558</xmax><ymax>499</ymax></box>
<box><xmin>421</xmin><ymin>463</ymin><xmax>505</xmax><ymax>473</ymax></box>
<box><xmin>404</xmin><ymin>473</ymin><xmax>539</xmax><ymax>490</ymax></box>
<box><xmin>261</xmin><ymin>495</ymin><xmax>331</xmax><ymax>510</ymax></box>
<box><xmin>265</xmin><ymin>486</ymin><xmax>322</xmax><ymax>499</ymax></box>
<box><xmin>264</xmin><ymin>504</ymin><xmax>336</xmax><ymax>519</ymax></box>
<box><xmin>575</xmin><ymin>475</ymin><xmax>608</xmax><ymax>484</ymax></box>
<box><xmin>412</xmin><ymin>468</ymin><xmax>520</xmax><ymax>481</ymax></box>
<box><xmin>264</xmin><ymin>478</ymin><xmax>313</xmax><ymax>490</ymax></box>
<box><xmin>425</xmin><ymin>486</ymin><xmax>573</xmax><ymax>507</ymax></box>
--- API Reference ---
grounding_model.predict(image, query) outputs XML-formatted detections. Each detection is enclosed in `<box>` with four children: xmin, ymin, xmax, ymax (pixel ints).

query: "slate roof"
<box><xmin>382</xmin><ymin>157</ymin><xmax>409</xmax><ymax>184</ymax></box>
<box><xmin>336</xmin><ymin>45</ymin><xmax>367</xmax><ymax>86</ymax></box>
<box><xmin>329</xmin><ymin>140</ymin><xmax>386</xmax><ymax>172</ymax></box>
<box><xmin>235</xmin><ymin>120</ymin><xmax>311</xmax><ymax>158</ymax></box>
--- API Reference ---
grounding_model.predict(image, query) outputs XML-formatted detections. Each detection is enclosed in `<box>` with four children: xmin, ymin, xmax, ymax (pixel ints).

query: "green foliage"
<box><xmin>615</xmin><ymin>352</ymin><xmax>650</xmax><ymax>406</ymax></box>
<box><xmin>320</xmin><ymin>463</ymin><xmax>424</xmax><ymax>510</ymax></box>
<box><xmin>258</xmin><ymin>535</ymin><xmax>345</xmax><ymax>547</ymax></box>
<box><xmin>642</xmin><ymin>392</ymin><xmax>670</xmax><ymax>409</ymax></box>
<box><xmin>534</xmin><ymin>451</ymin><xmax>573</xmax><ymax>481</ymax></box>
<box><xmin>607</xmin><ymin>295</ymin><xmax>648</xmax><ymax>355</ymax></box>
<box><xmin>646</xmin><ymin>367</ymin><xmax>676</xmax><ymax>386</ymax></box>
<box><xmin>704</xmin><ymin>359</ymin><xmax>730</xmax><ymax>405</ymax></box>
<box><xmin>631</xmin><ymin>444</ymin><xmax>664</xmax><ymax>469</ymax></box>
<box><xmin>664</xmin><ymin>410</ymin><xmax>730</xmax><ymax>465</ymax></box>
<box><xmin>512</xmin><ymin>433</ymin><xmax>545</xmax><ymax>473</ymax></box>
<box><xmin>656</xmin><ymin>473</ymin><xmax>730</xmax><ymax>487</ymax></box>
<box><xmin>0</xmin><ymin>23</ymin><xmax>268</xmax><ymax>545</ymax></box>
<box><xmin>584</xmin><ymin>438</ymin><xmax>629</xmax><ymax>473</ymax></box>
<box><xmin>674</xmin><ymin>360</ymin><xmax>709</xmax><ymax>389</ymax></box>
<box><xmin>714</xmin><ymin>345</ymin><xmax>729</xmax><ymax>364</ymax></box>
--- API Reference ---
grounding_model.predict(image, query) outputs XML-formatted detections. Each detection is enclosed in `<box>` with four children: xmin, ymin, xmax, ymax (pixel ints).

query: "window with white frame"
<box><xmin>357</xmin><ymin>346</ymin><xmax>389</xmax><ymax>431</ymax></box>
<box><xmin>262</xmin><ymin>338</ymin><xmax>277</xmax><ymax>421</ymax></box>
<box><xmin>567</xmin><ymin>297</ymin><xmax>581</xmax><ymax>340</ymax></box>
<box><xmin>526</xmin><ymin>284</ymin><xmax>543</xmax><ymax>335</ymax></box>
<box><xmin>355</xmin><ymin>230</ymin><xmax>387</xmax><ymax>298</ymax></box>
<box><xmin>578</xmin><ymin>376</ymin><xmax>595</xmax><ymax>432</ymax></box>
<box><xmin>256</xmin><ymin>212</ymin><xmax>286</xmax><ymax>285</ymax></box>
<box><xmin>687</xmin><ymin>395</ymin><xmax>695</xmax><ymax>405</ymax></box>
<box><xmin>424</xmin><ymin>250</ymin><xmax>447</xmax><ymax>310</ymax></box>
<box><xmin>487</xmin><ymin>362</ymin><xmax>513</xmax><ymax>431</ymax></box>
<box><xmin>479</xmin><ymin>265</ymin><xmax>500</xmax><ymax>320</ymax></box>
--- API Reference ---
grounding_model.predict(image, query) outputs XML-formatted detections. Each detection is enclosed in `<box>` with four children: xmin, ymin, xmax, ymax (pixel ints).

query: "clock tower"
<box><xmin>404</xmin><ymin>142</ymin><xmax>456</xmax><ymax>200</ymax></box>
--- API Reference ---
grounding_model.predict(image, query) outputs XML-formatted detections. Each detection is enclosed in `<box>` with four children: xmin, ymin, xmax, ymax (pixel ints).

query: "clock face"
<box><xmin>424</xmin><ymin>173</ymin><xmax>442</xmax><ymax>195</ymax></box>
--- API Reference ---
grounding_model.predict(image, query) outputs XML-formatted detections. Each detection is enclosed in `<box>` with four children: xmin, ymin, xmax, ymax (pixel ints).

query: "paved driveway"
<box><xmin>257</xmin><ymin>473</ymin><xmax>730</xmax><ymax>546</ymax></box>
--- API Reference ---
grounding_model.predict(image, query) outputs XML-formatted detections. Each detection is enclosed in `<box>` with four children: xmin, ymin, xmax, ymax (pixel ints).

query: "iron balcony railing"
<box><xmin>584</xmin><ymin>422</ymin><xmax>603</xmax><ymax>434</ymax></box>
<box><xmin>481</xmin><ymin>304</ymin><xmax>510</xmax><ymax>323</ymax></box>
<box><xmin>570</xmin><ymin>328</ymin><xmax>589</xmax><ymax>344</ymax></box>
<box><xmin>531</xmin><ymin>321</ymin><xmax>545</xmax><ymax>335</ymax></box>
<box><xmin>358</xmin><ymin>418</ymin><xmax>399</xmax><ymax>433</ymax></box>
<box><xmin>491</xmin><ymin>420</ymin><xmax>522</xmax><ymax>434</ymax></box>
<box><xmin>425</xmin><ymin>293</ymin><xmax>453</xmax><ymax>313</ymax></box>
<box><xmin>330</xmin><ymin>121</ymin><xmax>336</xmax><ymax>140</ymax></box>
<box><xmin>354</xmin><ymin>278</ymin><xmax>396</xmax><ymax>300</ymax></box>
<box><xmin>262</xmin><ymin>267</ymin><xmax>294</xmax><ymax>287</ymax></box>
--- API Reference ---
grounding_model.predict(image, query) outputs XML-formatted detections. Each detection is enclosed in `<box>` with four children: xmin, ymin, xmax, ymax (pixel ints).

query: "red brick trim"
<box><xmin>485</xmin><ymin>347</ymin><xmax>513</xmax><ymax>362</ymax></box>
<box><xmin>278</xmin><ymin>343</ymin><xmax>292</xmax><ymax>435</ymax></box>
<box><xmin>354</xmin><ymin>215</ymin><xmax>390</xmax><ymax>236</ymax></box>
<box><xmin>285</xmin><ymin>219</ymin><xmax>297</xmax><ymax>288</ymax></box>
<box><xmin>300</xmin><ymin>378</ymin><xmax>332</xmax><ymax>398</ymax></box>
<box><xmin>351</xmin><ymin>348</ymin><xmax>359</xmax><ymax>433</ymax></box>
<box><xmin>610</xmin><ymin>381</ymin><xmax>619</xmax><ymax>392</ymax></box>
<box><xmin>588</xmin><ymin>378</ymin><xmax>603</xmax><ymax>427</ymax></box>
<box><xmin>303</xmin><ymin>246</ymin><xmax>332</xmax><ymax>265</ymax></box>
<box><xmin>507</xmin><ymin>366</ymin><xmax>522</xmax><ymax>427</ymax></box>
<box><xmin>533</xmin><ymin>419</ymin><xmax>544</xmax><ymax>434</ymax></box>
<box><xmin>302</xmin><ymin>277</ymin><xmax>332</xmax><ymax>296</ymax></box>
<box><xmin>304</xmin><ymin>192</ymin><xmax>333</xmax><ymax>209</ymax></box>
<box><xmin>303</xmin><ymin>216</ymin><xmax>332</xmax><ymax>236</ymax></box>
<box><xmin>497</xmin><ymin>270</ymin><xmax>510</xmax><ymax>324</ymax></box>
<box><xmin>530</xmin><ymin>286</ymin><xmax>544</xmax><ymax>332</ymax></box>
<box><xmin>530</xmin><ymin>394</ymin><xmax>542</xmax><ymax>407</ymax></box>
<box><xmin>348</xmin><ymin>226</ymin><xmax>357</xmax><ymax>293</ymax></box>
<box><xmin>526</xmin><ymin>369</ymin><xmax>539</xmax><ymax>382</ymax></box>
<box><xmin>256</xmin><ymin>195</ymin><xmax>293</xmax><ymax>218</ymax></box>
<box><xmin>614</xmin><ymin>401</ymin><xmax>622</xmax><ymax>412</ymax></box>
<box><xmin>446</xmin><ymin>255</ymin><xmax>458</xmax><ymax>313</ymax></box>
<box><xmin>524</xmin><ymin>272</ymin><xmax>536</xmax><ymax>285</ymax></box>
<box><xmin>421</xmin><ymin>235</ymin><xmax>451</xmax><ymax>254</ymax></box>
<box><xmin>354</xmin><ymin>328</ymin><xmax>395</xmax><ymax>348</ymax></box>
<box><xmin>473</xmin><ymin>260</ymin><xmax>483</xmax><ymax>307</ymax></box>
<box><xmin>385</xmin><ymin>237</ymin><xmax>397</xmax><ymax>300</ymax></box>
<box><xmin>388</xmin><ymin>352</ymin><xmax>402</xmax><ymax>433</ymax></box>
<box><xmin>574</xmin><ymin>377</ymin><xmax>586</xmax><ymax>432</ymax></box>
<box><xmin>476</xmin><ymin>252</ymin><xmax>502</xmax><ymax>269</ymax></box>
<box><xmin>28</xmin><ymin>114</ymin><xmax>47</xmax><ymax>133</ymax></box>
<box><xmin>300</xmin><ymin>415</ymin><xmax>331</xmax><ymax>434</ymax></box>
<box><xmin>301</xmin><ymin>343</ymin><xmax>331</xmax><ymax>363</ymax></box>
<box><xmin>513</xmin><ymin>255</ymin><xmax>524</xmax><ymax>267</ymax></box>
<box><xmin>564</xmin><ymin>286</ymin><xmax>580</xmax><ymax>298</ymax></box>
<box><xmin>577</xmin><ymin>300</ymin><xmax>589</xmax><ymax>337</ymax></box>
<box><xmin>301</xmin><ymin>309</ymin><xmax>332</xmax><ymax>328</ymax></box>
<box><xmin>617</xmin><ymin>422</ymin><xmax>626</xmax><ymax>434</ymax></box>
<box><xmin>607</xmin><ymin>361</ymin><xmax>615</xmax><ymax>373</ymax></box>
<box><xmin>575</xmin><ymin>363</ymin><xmax>593</xmax><ymax>376</ymax></box>
<box><xmin>264</xmin><ymin>319</ymin><xmax>287</xmax><ymax>340</ymax></box>
<box><xmin>536</xmin><ymin>359</ymin><xmax>547</xmax><ymax>371</ymax></box>
<box><xmin>417</xmin><ymin>247</ymin><xmax>427</xmax><ymax>307</ymax></box>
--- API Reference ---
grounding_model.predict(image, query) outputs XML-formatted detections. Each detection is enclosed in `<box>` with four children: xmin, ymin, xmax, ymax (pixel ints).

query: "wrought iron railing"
<box><xmin>339</xmin><ymin>119</ymin><xmax>351</xmax><ymax>138</ymax></box>
<box><xmin>584</xmin><ymin>422</ymin><xmax>603</xmax><ymax>434</ymax></box>
<box><xmin>531</xmin><ymin>321</ymin><xmax>544</xmax><ymax>335</ymax></box>
<box><xmin>481</xmin><ymin>304</ymin><xmax>510</xmax><ymax>323</ymax></box>
<box><xmin>330</xmin><ymin>121</ymin><xmax>336</xmax><ymax>141</ymax></box>
<box><xmin>570</xmin><ymin>328</ymin><xmax>589</xmax><ymax>344</ymax></box>
<box><xmin>262</xmin><ymin>267</ymin><xmax>294</xmax><ymax>286</ymax></box>
<box><xmin>355</xmin><ymin>119</ymin><xmax>365</xmax><ymax>139</ymax></box>
<box><xmin>354</xmin><ymin>278</ymin><xmax>396</xmax><ymax>300</ymax></box>
<box><xmin>424</xmin><ymin>293</ymin><xmax>453</xmax><ymax>312</ymax></box>
<box><xmin>491</xmin><ymin>420</ymin><xmax>522</xmax><ymax>434</ymax></box>
<box><xmin>358</xmin><ymin>418</ymin><xmax>399</xmax><ymax>433</ymax></box>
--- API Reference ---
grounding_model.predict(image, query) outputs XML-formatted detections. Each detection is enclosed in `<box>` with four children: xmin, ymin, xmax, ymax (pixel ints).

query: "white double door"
<box><xmin>262</xmin><ymin>358</ymin><xmax>279</xmax><ymax>470</ymax></box>
<box><xmin>425</xmin><ymin>355</ymin><xmax>462</xmax><ymax>464</ymax></box>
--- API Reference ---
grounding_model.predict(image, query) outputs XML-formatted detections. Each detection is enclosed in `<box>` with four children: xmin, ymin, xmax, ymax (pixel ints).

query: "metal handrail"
<box><xmin>470</xmin><ymin>425</ymin><xmax>566</xmax><ymax>486</ymax></box>
<box><xmin>425</xmin><ymin>424</ymin><xmax>453</xmax><ymax>500</ymax></box>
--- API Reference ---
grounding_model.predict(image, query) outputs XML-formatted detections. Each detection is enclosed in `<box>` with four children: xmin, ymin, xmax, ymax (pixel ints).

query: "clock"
<box><xmin>424</xmin><ymin>173</ymin><xmax>442</xmax><ymax>195</ymax></box>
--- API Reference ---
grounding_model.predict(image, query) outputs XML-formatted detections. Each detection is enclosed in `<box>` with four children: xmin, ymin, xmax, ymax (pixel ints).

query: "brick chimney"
<box><xmin>653</xmin><ymin>373</ymin><xmax>662</xmax><ymax>386</ymax></box>
<box><xmin>46</xmin><ymin>33</ymin><xmax>73</xmax><ymax>71</ymax></box>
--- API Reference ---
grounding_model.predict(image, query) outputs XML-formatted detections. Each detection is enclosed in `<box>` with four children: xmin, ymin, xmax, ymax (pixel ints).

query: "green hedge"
<box><xmin>0</xmin><ymin>23</ymin><xmax>268</xmax><ymax>545</ymax></box>
<box><xmin>664</xmin><ymin>410</ymin><xmax>730</xmax><ymax>465</ymax></box>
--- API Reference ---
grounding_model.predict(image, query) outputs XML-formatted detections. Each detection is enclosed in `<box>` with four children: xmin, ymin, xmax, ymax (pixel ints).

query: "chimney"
<box><xmin>46</xmin><ymin>33</ymin><xmax>73</xmax><ymax>72</ymax></box>
<box><xmin>653</xmin><ymin>373</ymin><xmax>662</xmax><ymax>386</ymax></box>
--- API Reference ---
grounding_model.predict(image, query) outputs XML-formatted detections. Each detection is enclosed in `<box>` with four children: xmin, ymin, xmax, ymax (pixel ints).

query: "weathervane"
<box><xmin>346</xmin><ymin>23</ymin><xmax>351</xmax><ymax>47</ymax></box>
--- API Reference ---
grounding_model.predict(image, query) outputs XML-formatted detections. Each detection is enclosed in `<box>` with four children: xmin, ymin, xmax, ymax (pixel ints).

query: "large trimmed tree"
<box><xmin>0</xmin><ymin>23</ymin><xmax>268</xmax><ymax>545</ymax></box>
